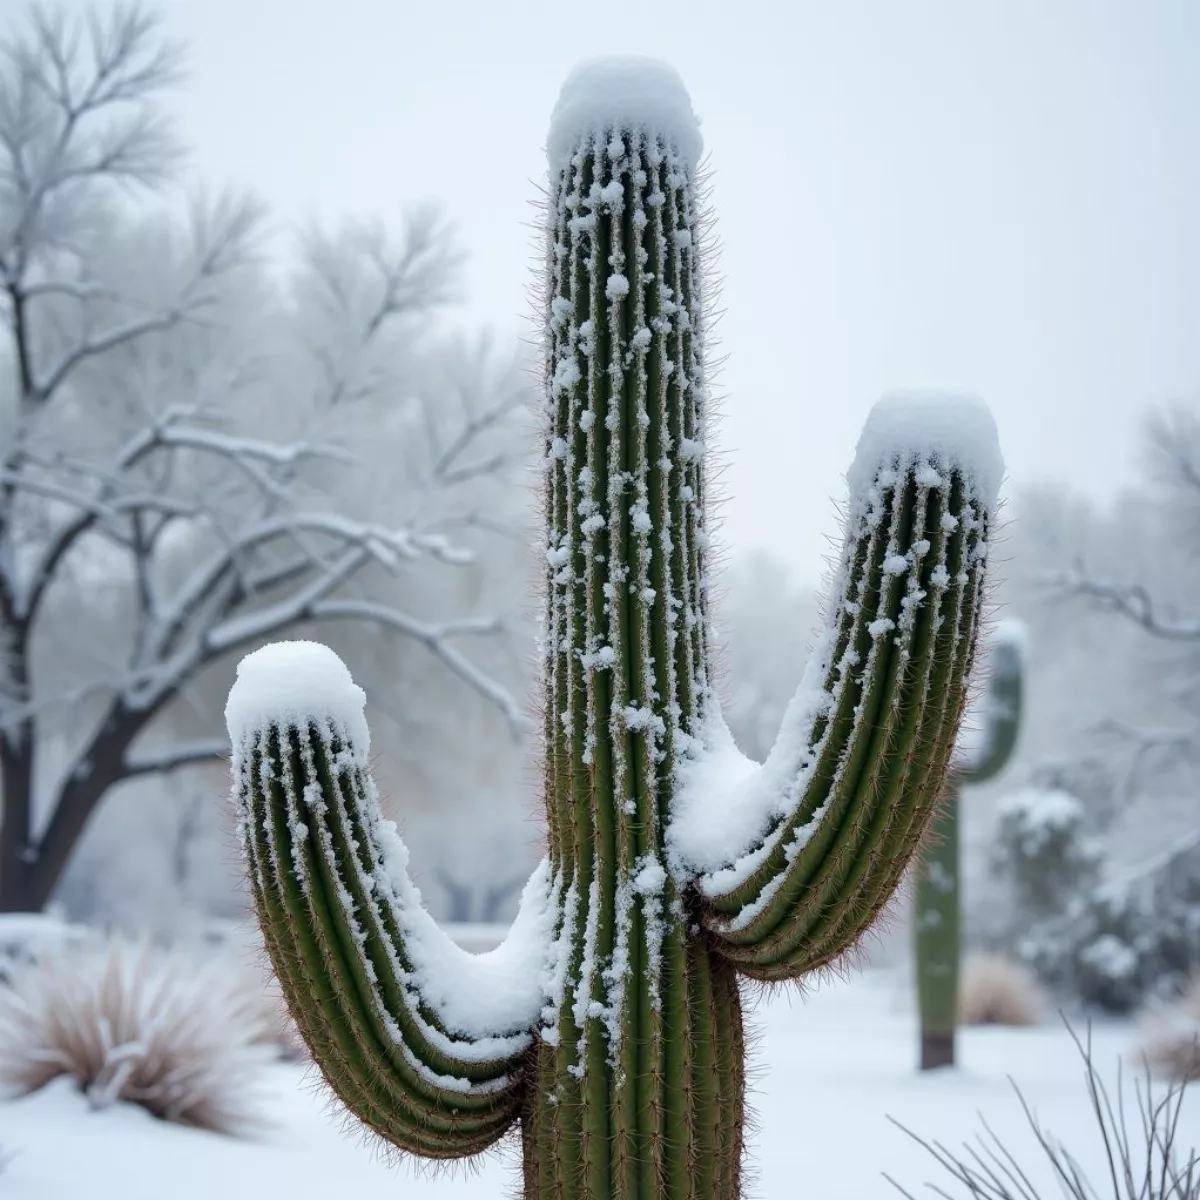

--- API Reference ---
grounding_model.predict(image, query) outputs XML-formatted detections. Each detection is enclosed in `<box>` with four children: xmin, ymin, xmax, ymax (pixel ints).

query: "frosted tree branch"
<box><xmin>142</xmin><ymin>511</ymin><xmax>461</xmax><ymax>661</ymax></box>
<box><xmin>1090</xmin><ymin>716</ymin><xmax>1200</xmax><ymax>797</ymax></box>
<box><xmin>298</xmin><ymin>598</ymin><xmax>526</xmax><ymax>734</ymax></box>
<box><xmin>16</xmin><ymin>194</ymin><xmax>261</xmax><ymax>409</ymax></box>
<box><xmin>120</xmin><ymin>738</ymin><xmax>228</xmax><ymax>780</ymax></box>
<box><xmin>13</xmin><ymin>414</ymin><xmax>335</xmax><ymax>621</ymax></box>
<box><xmin>0</xmin><ymin>4</ymin><xmax>183</xmax><ymax>273</ymax></box>
<box><xmin>1045</xmin><ymin>570</ymin><xmax>1200</xmax><ymax>643</ymax></box>
<box><xmin>1145</xmin><ymin>405</ymin><xmax>1200</xmax><ymax>504</ymax></box>
<box><xmin>303</xmin><ymin>208</ymin><xmax>462</xmax><ymax>408</ymax></box>
<box><xmin>0</xmin><ymin>470</ymin><xmax>197</xmax><ymax>524</ymax></box>
<box><xmin>427</xmin><ymin>342</ymin><xmax>528</xmax><ymax>488</ymax></box>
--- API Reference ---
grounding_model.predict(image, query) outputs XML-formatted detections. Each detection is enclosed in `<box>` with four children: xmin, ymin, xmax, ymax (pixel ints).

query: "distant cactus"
<box><xmin>915</xmin><ymin>623</ymin><xmax>1023</xmax><ymax>1070</ymax></box>
<box><xmin>226</xmin><ymin>57</ymin><xmax>1004</xmax><ymax>1199</ymax></box>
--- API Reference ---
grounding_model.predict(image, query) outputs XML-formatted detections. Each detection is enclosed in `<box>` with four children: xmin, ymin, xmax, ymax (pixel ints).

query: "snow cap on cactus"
<box><xmin>847</xmin><ymin>389</ymin><xmax>1004</xmax><ymax>511</ymax></box>
<box><xmin>224</xmin><ymin>640</ymin><xmax>369</xmax><ymax>756</ymax></box>
<box><xmin>547</xmin><ymin>55</ymin><xmax>703</xmax><ymax>175</ymax></box>
<box><xmin>991</xmin><ymin>617</ymin><xmax>1027</xmax><ymax>659</ymax></box>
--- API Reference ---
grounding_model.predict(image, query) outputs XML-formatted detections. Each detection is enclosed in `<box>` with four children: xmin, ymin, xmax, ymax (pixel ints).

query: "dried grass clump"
<box><xmin>959</xmin><ymin>953</ymin><xmax>1044</xmax><ymax>1027</ymax></box>
<box><xmin>214</xmin><ymin>929</ymin><xmax>307</xmax><ymax>1064</ymax></box>
<box><xmin>250</xmin><ymin>972</ymin><xmax>308</xmax><ymax>1063</ymax></box>
<box><xmin>889</xmin><ymin>1024</ymin><xmax>1199</xmax><ymax>1199</ymax></box>
<box><xmin>1137</xmin><ymin>976</ymin><xmax>1200</xmax><ymax>1085</ymax></box>
<box><xmin>0</xmin><ymin>937</ymin><xmax>273</xmax><ymax>1133</ymax></box>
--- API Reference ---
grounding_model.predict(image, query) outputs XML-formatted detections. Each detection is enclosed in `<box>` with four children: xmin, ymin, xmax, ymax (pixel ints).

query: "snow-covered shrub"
<box><xmin>989</xmin><ymin>784</ymin><xmax>1200</xmax><ymax>1013</ymax></box>
<box><xmin>958</xmin><ymin>954</ymin><xmax>1043</xmax><ymax>1027</ymax></box>
<box><xmin>0</xmin><ymin>913</ymin><xmax>93</xmax><ymax>984</ymax></box>
<box><xmin>0</xmin><ymin>937</ymin><xmax>271</xmax><ymax>1132</ymax></box>
<box><xmin>1015</xmin><ymin>835</ymin><xmax>1200</xmax><ymax>1013</ymax></box>
<box><xmin>1016</xmin><ymin>884</ymin><xmax>1145</xmax><ymax>1012</ymax></box>
<box><xmin>1136</xmin><ymin>976</ymin><xmax>1200</xmax><ymax>1084</ymax></box>
<box><xmin>991</xmin><ymin>786</ymin><xmax>1102</xmax><ymax>923</ymax></box>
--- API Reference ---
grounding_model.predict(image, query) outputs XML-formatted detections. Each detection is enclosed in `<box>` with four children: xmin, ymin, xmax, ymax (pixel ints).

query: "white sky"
<box><xmin>148</xmin><ymin>0</ymin><xmax>1199</xmax><ymax>585</ymax></box>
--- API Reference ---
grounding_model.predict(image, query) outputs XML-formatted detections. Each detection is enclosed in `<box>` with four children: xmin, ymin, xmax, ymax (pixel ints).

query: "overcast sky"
<box><xmin>144</xmin><ymin>0</ymin><xmax>1199</xmax><ymax>585</ymax></box>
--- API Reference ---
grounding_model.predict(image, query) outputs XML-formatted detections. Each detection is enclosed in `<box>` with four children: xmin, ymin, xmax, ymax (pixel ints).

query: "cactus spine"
<box><xmin>915</xmin><ymin>625</ymin><xmax>1023</xmax><ymax>1070</ymax></box>
<box><xmin>227</xmin><ymin>59</ymin><xmax>1004</xmax><ymax>1200</ymax></box>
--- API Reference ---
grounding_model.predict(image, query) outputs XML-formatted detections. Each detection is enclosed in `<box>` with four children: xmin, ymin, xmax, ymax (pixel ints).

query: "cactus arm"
<box><xmin>958</xmin><ymin>619</ymin><xmax>1024</xmax><ymax>782</ymax></box>
<box><xmin>227</xmin><ymin>644</ymin><xmax>553</xmax><ymax>1157</ymax></box>
<box><xmin>668</xmin><ymin>399</ymin><xmax>1000</xmax><ymax>982</ymax></box>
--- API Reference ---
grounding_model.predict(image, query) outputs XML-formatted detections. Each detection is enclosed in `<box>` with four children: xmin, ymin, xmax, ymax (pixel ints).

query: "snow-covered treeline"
<box><xmin>0</xmin><ymin>4</ymin><xmax>539</xmax><ymax>924</ymax></box>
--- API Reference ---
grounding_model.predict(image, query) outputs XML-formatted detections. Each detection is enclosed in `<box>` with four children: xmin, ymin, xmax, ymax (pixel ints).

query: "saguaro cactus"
<box><xmin>915</xmin><ymin>622</ymin><xmax>1023</xmax><ymax>1071</ymax></box>
<box><xmin>226</xmin><ymin>58</ymin><xmax>1004</xmax><ymax>1200</ymax></box>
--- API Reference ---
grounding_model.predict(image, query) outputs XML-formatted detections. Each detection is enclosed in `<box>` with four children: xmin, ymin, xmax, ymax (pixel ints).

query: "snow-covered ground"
<box><xmin>2</xmin><ymin>968</ymin><xmax>1194</xmax><ymax>1199</ymax></box>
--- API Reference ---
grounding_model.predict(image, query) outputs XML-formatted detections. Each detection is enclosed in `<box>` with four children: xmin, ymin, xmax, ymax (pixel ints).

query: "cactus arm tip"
<box><xmin>225</xmin><ymin>638</ymin><xmax>370</xmax><ymax>758</ymax></box>
<box><xmin>228</xmin><ymin>640</ymin><xmax>553</xmax><ymax>1157</ymax></box>
<box><xmin>849</xmin><ymin>389</ymin><xmax>1004</xmax><ymax>513</ymax></box>
<box><xmin>991</xmin><ymin>616</ymin><xmax>1027</xmax><ymax>654</ymax></box>
<box><xmin>668</xmin><ymin>392</ymin><xmax>1001</xmax><ymax>981</ymax></box>
<box><xmin>956</xmin><ymin>619</ymin><xmax>1024</xmax><ymax>783</ymax></box>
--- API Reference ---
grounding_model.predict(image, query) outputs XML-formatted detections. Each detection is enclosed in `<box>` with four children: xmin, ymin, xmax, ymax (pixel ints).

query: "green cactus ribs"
<box><xmin>914</xmin><ymin>621</ymin><xmax>1024</xmax><ymax>1071</ymax></box>
<box><xmin>227</xmin><ymin>55</ymin><xmax>1005</xmax><ymax>1200</ymax></box>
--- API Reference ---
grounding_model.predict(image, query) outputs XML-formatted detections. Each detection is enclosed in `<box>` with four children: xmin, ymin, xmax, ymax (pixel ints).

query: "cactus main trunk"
<box><xmin>529</xmin><ymin>124</ymin><xmax>746</xmax><ymax>1197</ymax></box>
<box><xmin>914</xmin><ymin>629</ymin><xmax>1024</xmax><ymax>1070</ymax></box>
<box><xmin>227</xmin><ymin>58</ymin><xmax>1005</xmax><ymax>1200</ymax></box>
<box><xmin>915</xmin><ymin>790</ymin><xmax>961</xmax><ymax>1070</ymax></box>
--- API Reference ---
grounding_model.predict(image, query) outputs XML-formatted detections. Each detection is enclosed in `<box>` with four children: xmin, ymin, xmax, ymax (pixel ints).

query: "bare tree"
<box><xmin>1038</xmin><ymin>404</ymin><xmax>1200</xmax><ymax>788</ymax></box>
<box><xmin>0</xmin><ymin>4</ymin><xmax>528</xmax><ymax>912</ymax></box>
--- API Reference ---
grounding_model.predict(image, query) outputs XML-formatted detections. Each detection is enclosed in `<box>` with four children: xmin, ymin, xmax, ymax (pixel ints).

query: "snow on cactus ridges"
<box><xmin>669</xmin><ymin>391</ymin><xmax>990</xmax><ymax>913</ymax></box>
<box><xmin>228</xmin><ymin>641</ymin><xmax>557</xmax><ymax>1089</ymax></box>
<box><xmin>540</xmin><ymin>94</ymin><xmax>716</xmax><ymax>1077</ymax></box>
<box><xmin>847</xmin><ymin>390</ymin><xmax>1004</xmax><ymax>512</ymax></box>
<box><xmin>330</xmin><ymin>761</ymin><xmax>548</xmax><ymax>1057</ymax></box>
<box><xmin>546</xmin><ymin>56</ymin><xmax>703</xmax><ymax>176</ymax></box>
<box><xmin>224</xmin><ymin>640</ymin><xmax>370</xmax><ymax>757</ymax></box>
<box><xmin>371</xmin><ymin>816</ymin><xmax>560</xmax><ymax>1046</ymax></box>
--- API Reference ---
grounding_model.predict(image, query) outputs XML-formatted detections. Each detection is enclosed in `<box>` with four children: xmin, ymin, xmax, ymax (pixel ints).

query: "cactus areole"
<box><xmin>226</xmin><ymin>58</ymin><xmax>1003</xmax><ymax>1200</ymax></box>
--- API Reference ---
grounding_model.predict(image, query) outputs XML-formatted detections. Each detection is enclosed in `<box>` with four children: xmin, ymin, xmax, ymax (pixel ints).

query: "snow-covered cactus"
<box><xmin>915</xmin><ymin>622</ymin><xmax>1023</xmax><ymax>1070</ymax></box>
<box><xmin>226</xmin><ymin>57</ymin><xmax>1004</xmax><ymax>1199</ymax></box>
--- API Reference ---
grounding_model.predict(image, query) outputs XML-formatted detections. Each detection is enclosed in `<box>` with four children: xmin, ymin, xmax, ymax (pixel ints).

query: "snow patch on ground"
<box><xmin>3</xmin><ymin>970</ymin><xmax>1190</xmax><ymax>1200</ymax></box>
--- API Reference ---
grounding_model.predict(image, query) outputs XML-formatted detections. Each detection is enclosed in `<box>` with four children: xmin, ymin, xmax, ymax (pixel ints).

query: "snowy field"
<box><xmin>4</xmin><ymin>966</ymin><xmax>1193</xmax><ymax>1200</ymax></box>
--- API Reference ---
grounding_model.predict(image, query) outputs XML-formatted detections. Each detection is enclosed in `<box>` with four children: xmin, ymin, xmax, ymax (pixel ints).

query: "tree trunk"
<box><xmin>0</xmin><ymin>707</ymin><xmax>147</xmax><ymax>913</ymax></box>
<box><xmin>28</xmin><ymin>706</ymin><xmax>150</xmax><ymax>914</ymax></box>
<box><xmin>920</xmin><ymin>1029</ymin><xmax>956</xmax><ymax>1071</ymax></box>
<box><xmin>0</xmin><ymin>734</ymin><xmax>42</xmax><ymax>912</ymax></box>
<box><xmin>915</xmin><ymin>790</ymin><xmax>961</xmax><ymax>1071</ymax></box>
<box><xmin>0</xmin><ymin>860</ymin><xmax>46</xmax><ymax>912</ymax></box>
